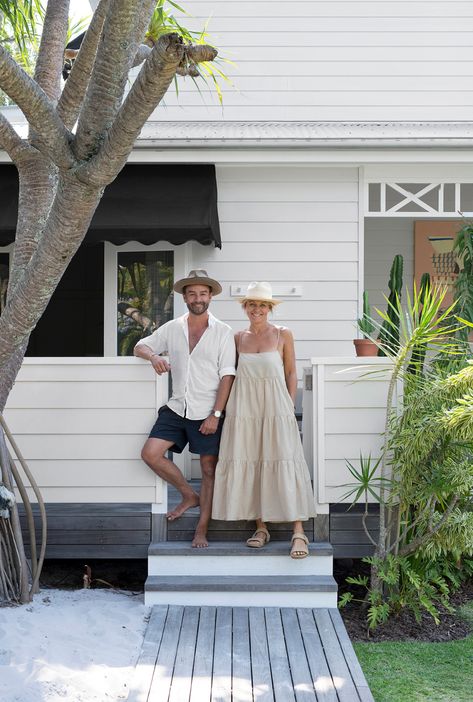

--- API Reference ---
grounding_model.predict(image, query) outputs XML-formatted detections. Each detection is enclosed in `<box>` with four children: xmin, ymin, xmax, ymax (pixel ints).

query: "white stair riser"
<box><xmin>148</xmin><ymin>554</ymin><xmax>333</xmax><ymax>577</ymax></box>
<box><xmin>144</xmin><ymin>590</ymin><xmax>338</xmax><ymax>608</ymax></box>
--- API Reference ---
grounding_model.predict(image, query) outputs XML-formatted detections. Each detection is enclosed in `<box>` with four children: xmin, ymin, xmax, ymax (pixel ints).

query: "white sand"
<box><xmin>0</xmin><ymin>588</ymin><xmax>149</xmax><ymax>701</ymax></box>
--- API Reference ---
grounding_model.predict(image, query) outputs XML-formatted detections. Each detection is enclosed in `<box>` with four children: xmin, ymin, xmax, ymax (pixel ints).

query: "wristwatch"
<box><xmin>212</xmin><ymin>410</ymin><xmax>222</xmax><ymax>418</ymax></box>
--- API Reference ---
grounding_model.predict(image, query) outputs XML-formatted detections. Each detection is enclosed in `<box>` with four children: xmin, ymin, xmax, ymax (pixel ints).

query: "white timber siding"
<box><xmin>3</xmin><ymin>358</ymin><xmax>168</xmax><ymax>505</ymax></box>
<box><xmin>303</xmin><ymin>358</ymin><xmax>396</xmax><ymax>510</ymax></box>
<box><xmin>146</xmin><ymin>1</ymin><xmax>473</xmax><ymax>122</ymax></box>
<box><xmin>189</xmin><ymin>164</ymin><xmax>360</xmax><ymax>478</ymax></box>
<box><xmin>364</xmin><ymin>218</ymin><xmax>415</xmax><ymax>313</ymax></box>
<box><xmin>195</xmin><ymin>164</ymin><xmax>360</xmax><ymax>377</ymax></box>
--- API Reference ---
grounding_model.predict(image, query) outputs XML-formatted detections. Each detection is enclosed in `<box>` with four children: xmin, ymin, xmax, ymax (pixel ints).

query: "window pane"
<box><xmin>117</xmin><ymin>251</ymin><xmax>173</xmax><ymax>356</ymax></box>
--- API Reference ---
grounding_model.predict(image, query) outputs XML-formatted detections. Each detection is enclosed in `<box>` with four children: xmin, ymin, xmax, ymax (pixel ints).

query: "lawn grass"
<box><xmin>354</xmin><ymin>602</ymin><xmax>473</xmax><ymax>702</ymax></box>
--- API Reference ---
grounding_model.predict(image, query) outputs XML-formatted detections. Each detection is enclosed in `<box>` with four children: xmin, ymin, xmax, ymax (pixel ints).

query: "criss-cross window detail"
<box><xmin>367</xmin><ymin>182</ymin><xmax>473</xmax><ymax>216</ymax></box>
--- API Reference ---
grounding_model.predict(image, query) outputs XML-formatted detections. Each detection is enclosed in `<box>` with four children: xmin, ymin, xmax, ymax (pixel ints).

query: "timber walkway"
<box><xmin>127</xmin><ymin>604</ymin><xmax>374</xmax><ymax>702</ymax></box>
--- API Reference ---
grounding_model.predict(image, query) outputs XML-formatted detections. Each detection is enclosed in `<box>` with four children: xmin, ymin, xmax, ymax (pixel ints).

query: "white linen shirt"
<box><xmin>135</xmin><ymin>312</ymin><xmax>236</xmax><ymax>420</ymax></box>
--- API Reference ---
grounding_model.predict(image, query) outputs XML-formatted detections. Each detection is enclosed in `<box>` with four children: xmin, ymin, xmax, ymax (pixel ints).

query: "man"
<box><xmin>134</xmin><ymin>270</ymin><xmax>235</xmax><ymax>548</ymax></box>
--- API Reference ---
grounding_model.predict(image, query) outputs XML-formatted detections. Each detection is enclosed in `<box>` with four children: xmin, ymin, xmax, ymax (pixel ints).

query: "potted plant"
<box><xmin>354</xmin><ymin>291</ymin><xmax>378</xmax><ymax>356</ymax></box>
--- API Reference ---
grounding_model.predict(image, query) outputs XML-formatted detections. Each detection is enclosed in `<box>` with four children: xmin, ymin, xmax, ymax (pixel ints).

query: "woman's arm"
<box><xmin>281</xmin><ymin>328</ymin><xmax>297</xmax><ymax>404</ymax></box>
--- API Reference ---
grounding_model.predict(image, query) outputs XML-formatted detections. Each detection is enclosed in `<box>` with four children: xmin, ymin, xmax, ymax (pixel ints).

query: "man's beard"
<box><xmin>187</xmin><ymin>301</ymin><xmax>210</xmax><ymax>315</ymax></box>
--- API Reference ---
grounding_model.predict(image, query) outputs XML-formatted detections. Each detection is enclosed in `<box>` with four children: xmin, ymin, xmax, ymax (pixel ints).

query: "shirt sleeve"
<box><xmin>134</xmin><ymin>322</ymin><xmax>168</xmax><ymax>355</ymax></box>
<box><xmin>218</xmin><ymin>327</ymin><xmax>237</xmax><ymax>378</ymax></box>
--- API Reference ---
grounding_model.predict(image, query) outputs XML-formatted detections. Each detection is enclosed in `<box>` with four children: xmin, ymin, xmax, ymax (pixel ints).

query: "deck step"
<box><xmin>145</xmin><ymin>540</ymin><xmax>336</xmax><ymax>607</ymax></box>
<box><xmin>145</xmin><ymin>574</ymin><xmax>338</xmax><ymax>607</ymax></box>
<box><xmin>148</xmin><ymin>540</ymin><xmax>333</xmax><ymax>577</ymax></box>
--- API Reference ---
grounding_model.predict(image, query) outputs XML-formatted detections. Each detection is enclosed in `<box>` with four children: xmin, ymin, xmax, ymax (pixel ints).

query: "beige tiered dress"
<box><xmin>212</xmin><ymin>335</ymin><xmax>315</xmax><ymax>523</ymax></box>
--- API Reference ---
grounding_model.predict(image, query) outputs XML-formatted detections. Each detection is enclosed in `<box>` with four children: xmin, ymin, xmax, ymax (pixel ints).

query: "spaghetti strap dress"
<box><xmin>212</xmin><ymin>328</ymin><xmax>315</xmax><ymax>522</ymax></box>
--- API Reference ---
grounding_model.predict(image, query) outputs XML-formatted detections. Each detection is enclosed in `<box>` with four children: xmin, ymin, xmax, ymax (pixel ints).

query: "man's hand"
<box><xmin>199</xmin><ymin>415</ymin><xmax>219</xmax><ymax>435</ymax></box>
<box><xmin>150</xmin><ymin>356</ymin><xmax>171</xmax><ymax>375</ymax></box>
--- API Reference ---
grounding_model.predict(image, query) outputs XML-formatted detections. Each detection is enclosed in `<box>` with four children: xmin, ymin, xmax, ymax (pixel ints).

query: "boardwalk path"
<box><xmin>127</xmin><ymin>605</ymin><xmax>374</xmax><ymax>702</ymax></box>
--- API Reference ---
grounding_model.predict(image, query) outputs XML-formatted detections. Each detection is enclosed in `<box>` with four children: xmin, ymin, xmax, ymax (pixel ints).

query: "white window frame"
<box><xmin>103</xmin><ymin>240</ymin><xmax>192</xmax><ymax>356</ymax></box>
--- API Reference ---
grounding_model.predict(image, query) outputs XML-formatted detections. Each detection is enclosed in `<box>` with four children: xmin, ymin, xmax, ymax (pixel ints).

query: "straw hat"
<box><xmin>173</xmin><ymin>269</ymin><xmax>222</xmax><ymax>295</ymax></box>
<box><xmin>238</xmin><ymin>281</ymin><xmax>281</xmax><ymax>305</ymax></box>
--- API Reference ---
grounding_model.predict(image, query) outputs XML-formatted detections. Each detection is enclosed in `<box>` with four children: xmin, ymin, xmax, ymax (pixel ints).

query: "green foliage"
<box><xmin>341</xmin><ymin>285</ymin><xmax>473</xmax><ymax>628</ymax></box>
<box><xmin>378</xmin><ymin>254</ymin><xmax>404</xmax><ymax>356</ymax></box>
<box><xmin>0</xmin><ymin>0</ymin><xmax>43</xmax><ymax>101</ymax></box>
<box><xmin>342</xmin><ymin>554</ymin><xmax>468</xmax><ymax>630</ymax></box>
<box><xmin>145</xmin><ymin>0</ymin><xmax>231</xmax><ymax>104</ymax></box>
<box><xmin>357</xmin><ymin>291</ymin><xmax>376</xmax><ymax>338</ymax></box>
<box><xmin>0</xmin><ymin>1</ymin><xmax>89</xmax><ymax>104</ymax></box>
<box><xmin>339</xmin><ymin>454</ymin><xmax>388</xmax><ymax>504</ymax></box>
<box><xmin>117</xmin><ymin>254</ymin><xmax>173</xmax><ymax>356</ymax></box>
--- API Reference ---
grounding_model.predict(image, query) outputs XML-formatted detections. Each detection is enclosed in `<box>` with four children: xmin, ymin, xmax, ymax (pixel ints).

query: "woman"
<box><xmin>212</xmin><ymin>281</ymin><xmax>315</xmax><ymax>558</ymax></box>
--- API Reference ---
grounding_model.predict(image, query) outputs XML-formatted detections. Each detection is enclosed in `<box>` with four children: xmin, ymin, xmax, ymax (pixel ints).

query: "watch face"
<box><xmin>213</xmin><ymin>410</ymin><xmax>222</xmax><ymax>418</ymax></box>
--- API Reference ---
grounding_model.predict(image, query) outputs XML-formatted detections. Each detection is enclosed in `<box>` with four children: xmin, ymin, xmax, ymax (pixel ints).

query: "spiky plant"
<box><xmin>377</xmin><ymin>254</ymin><xmax>404</xmax><ymax>356</ymax></box>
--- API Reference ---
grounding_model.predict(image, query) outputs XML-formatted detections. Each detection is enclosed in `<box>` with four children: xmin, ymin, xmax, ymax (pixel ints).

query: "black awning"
<box><xmin>0</xmin><ymin>163</ymin><xmax>221</xmax><ymax>248</ymax></box>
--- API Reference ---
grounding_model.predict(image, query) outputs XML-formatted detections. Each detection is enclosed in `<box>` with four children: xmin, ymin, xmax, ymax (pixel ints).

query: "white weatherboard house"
<box><xmin>1</xmin><ymin>1</ymin><xmax>473</xmax><ymax>605</ymax></box>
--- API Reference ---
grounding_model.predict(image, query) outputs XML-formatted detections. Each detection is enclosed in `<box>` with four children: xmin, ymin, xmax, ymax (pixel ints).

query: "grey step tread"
<box><xmin>145</xmin><ymin>574</ymin><xmax>337</xmax><ymax>592</ymax></box>
<box><xmin>167</xmin><ymin>512</ymin><xmax>314</xmax><ymax>527</ymax></box>
<box><xmin>148</xmin><ymin>540</ymin><xmax>333</xmax><ymax>557</ymax></box>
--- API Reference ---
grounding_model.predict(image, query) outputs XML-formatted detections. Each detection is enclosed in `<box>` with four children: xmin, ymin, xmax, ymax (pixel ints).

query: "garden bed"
<box><xmin>335</xmin><ymin>559</ymin><xmax>473</xmax><ymax>642</ymax></box>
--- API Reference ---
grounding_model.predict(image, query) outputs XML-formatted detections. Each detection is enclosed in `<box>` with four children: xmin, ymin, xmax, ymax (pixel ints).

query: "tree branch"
<box><xmin>57</xmin><ymin>0</ymin><xmax>110</xmax><ymax>130</ymax></box>
<box><xmin>361</xmin><ymin>503</ymin><xmax>378</xmax><ymax>548</ymax></box>
<box><xmin>397</xmin><ymin>496</ymin><xmax>459</xmax><ymax>558</ymax></box>
<box><xmin>132</xmin><ymin>44</ymin><xmax>152</xmax><ymax>67</ymax></box>
<box><xmin>33</xmin><ymin>0</ymin><xmax>70</xmax><ymax>102</ymax></box>
<box><xmin>0</xmin><ymin>173</ymin><xmax>103</xmax><ymax>382</ymax></box>
<box><xmin>73</xmin><ymin>0</ymin><xmax>148</xmax><ymax>162</ymax></box>
<box><xmin>0</xmin><ymin>46</ymin><xmax>75</xmax><ymax>168</ymax></box>
<box><xmin>0</xmin><ymin>112</ymin><xmax>35</xmax><ymax>164</ymax></box>
<box><xmin>78</xmin><ymin>35</ymin><xmax>217</xmax><ymax>186</ymax></box>
<box><xmin>8</xmin><ymin>155</ymin><xmax>58</xmax><ymax>296</ymax></box>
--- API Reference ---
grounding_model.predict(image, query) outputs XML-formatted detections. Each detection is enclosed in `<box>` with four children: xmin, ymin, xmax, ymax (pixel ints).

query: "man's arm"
<box><xmin>199</xmin><ymin>374</ymin><xmax>235</xmax><ymax>435</ymax></box>
<box><xmin>134</xmin><ymin>342</ymin><xmax>171</xmax><ymax>375</ymax></box>
<box><xmin>134</xmin><ymin>326</ymin><xmax>170</xmax><ymax>375</ymax></box>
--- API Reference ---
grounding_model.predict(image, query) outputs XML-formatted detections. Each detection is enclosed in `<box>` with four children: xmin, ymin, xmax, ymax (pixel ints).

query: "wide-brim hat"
<box><xmin>173</xmin><ymin>269</ymin><xmax>222</xmax><ymax>295</ymax></box>
<box><xmin>238</xmin><ymin>281</ymin><xmax>282</xmax><ymax>305</ymax></box>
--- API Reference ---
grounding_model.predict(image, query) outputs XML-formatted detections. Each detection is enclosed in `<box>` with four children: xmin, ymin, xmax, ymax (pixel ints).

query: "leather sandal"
<box><xmin>290</xmin><ymin>532</ymin><xmax>309</xmax><ymax>559</ymax></box>
<box><xmin>246</xmin><ymin>527</ymin><xmax>270</xmax><ymax>548</ymax></box>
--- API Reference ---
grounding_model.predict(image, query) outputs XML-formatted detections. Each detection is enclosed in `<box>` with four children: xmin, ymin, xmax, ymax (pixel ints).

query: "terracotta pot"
<box><xmin>353</xmin><ymin>338</ymin><xmax>379</xmax><ymax>357</ymax></box>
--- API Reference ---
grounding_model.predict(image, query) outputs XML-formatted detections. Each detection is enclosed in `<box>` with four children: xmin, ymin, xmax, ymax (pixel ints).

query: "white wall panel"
<box><xmin>201</xmin><ymin>165</ymin><xmax>360</xmax><ymax>370</ymax></box>
<box><xmin>4</xmin><ymin>359</ymin><xmax>167</xmax><ymax>505</ymax></box>
<box><xmin>142</xmin><ymin>1</ymin><xmax>473</xmax><ymax>122</ymax></box>
<box><xmin>303</xmin><ymin>358</ymin><xmax>395</xmax><ymax>507</ymax></box>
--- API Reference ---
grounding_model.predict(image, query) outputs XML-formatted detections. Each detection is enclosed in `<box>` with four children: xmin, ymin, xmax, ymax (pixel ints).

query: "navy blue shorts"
<box><xmin>148</xmin><ymin>405</ymin><xmax>223</xmax><ymax>456</ymax></box>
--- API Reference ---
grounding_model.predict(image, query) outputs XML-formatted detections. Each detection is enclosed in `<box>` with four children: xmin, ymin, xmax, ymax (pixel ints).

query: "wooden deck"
<box><xmin>128</xmin><ymin>605</ymin><xmax>374</xmax><ymax>702</ymax></box>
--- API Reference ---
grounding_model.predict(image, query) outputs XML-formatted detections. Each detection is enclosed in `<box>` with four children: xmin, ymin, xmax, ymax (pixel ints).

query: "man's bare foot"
<box><xmin>192</xmin><ymin>529</ymin><xmax>209</xmax><ymax>548</ymax></box>
<box><xmin>166</xmin><ymin>493</ymin><xmax>199</xmax><ymax>521</ymax></box>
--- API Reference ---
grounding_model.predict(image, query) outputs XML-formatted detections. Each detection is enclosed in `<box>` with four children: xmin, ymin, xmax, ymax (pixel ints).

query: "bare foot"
<box><xmin>192</xmin><ymin>530</ymin><xmax>209</xmax><ymax>548</ymax></box>
<box><xmin>166</xmin><ymin>493</ymin><xmax>200</xmax><ymax>521</ymax></box>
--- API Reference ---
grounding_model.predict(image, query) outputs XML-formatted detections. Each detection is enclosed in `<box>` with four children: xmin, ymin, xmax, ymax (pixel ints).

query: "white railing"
<box><xmin>302</xmin><ymin>357</ymin><xmax>396</xmax><ymax>514</ymax></box>
<box><xmin>4</xmin><ymin>357</ymin><xmax>168</xmax><ymax>509</ymax></box>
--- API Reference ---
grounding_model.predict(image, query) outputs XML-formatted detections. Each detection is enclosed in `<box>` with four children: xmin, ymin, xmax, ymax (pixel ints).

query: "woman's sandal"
<box><xmin>290</xmin><ymin>532</ymin><xmax>309</xmax><ymax>559</ymax></box>
<box><xmin>246</xmin><ymin>527</ymin><xmax>270</xmax><ymax>548</ymax></box>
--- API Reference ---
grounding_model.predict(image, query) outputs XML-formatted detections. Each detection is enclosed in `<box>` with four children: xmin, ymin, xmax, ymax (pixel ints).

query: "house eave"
<box><xmin>134</xmin><ymin>120</ymin><xmax>473</xmax><ymax>150</ymax></box>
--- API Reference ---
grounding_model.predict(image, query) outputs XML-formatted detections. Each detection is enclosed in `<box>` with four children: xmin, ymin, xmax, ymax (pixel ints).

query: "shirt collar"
<box><xmin>181</xmin><ymin>311</ymin><xmax>216</xmax><ymax>327</ymax></box>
